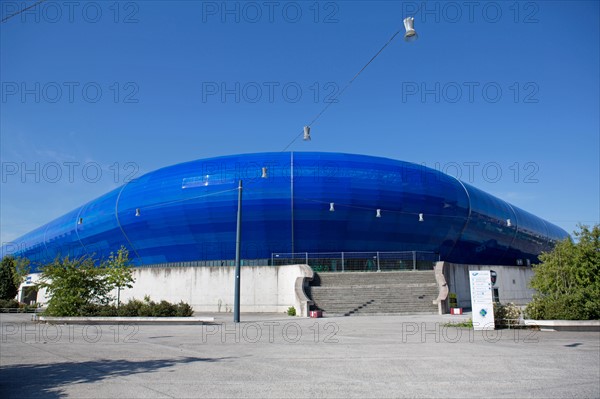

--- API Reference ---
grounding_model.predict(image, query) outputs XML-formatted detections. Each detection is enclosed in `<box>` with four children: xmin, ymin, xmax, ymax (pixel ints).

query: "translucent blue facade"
<box><xmin>1</xmin><ymin>152</ymin><xmax>568</xmax><ymax>271</ymax></box>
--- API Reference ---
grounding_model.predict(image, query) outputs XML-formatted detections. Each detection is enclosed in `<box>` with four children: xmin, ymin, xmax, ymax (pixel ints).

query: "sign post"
<box><xmin>469</xmin><ymin>270</ymin><xmax>495</xmax><ymax>330</ymax></box>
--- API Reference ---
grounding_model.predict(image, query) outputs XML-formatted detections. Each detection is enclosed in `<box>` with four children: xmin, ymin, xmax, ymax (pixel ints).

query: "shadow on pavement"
<box><xmin>0</xmin><ymin>356</ymin><xmax>233</xmax><ymax>399</ymax></box>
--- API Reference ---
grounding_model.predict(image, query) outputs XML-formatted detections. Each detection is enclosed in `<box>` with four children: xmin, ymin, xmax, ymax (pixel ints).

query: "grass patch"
<box><xmin>444</xmin><ymin>319</ymin><xmax>473</xmax><ymax>328</ymax></box>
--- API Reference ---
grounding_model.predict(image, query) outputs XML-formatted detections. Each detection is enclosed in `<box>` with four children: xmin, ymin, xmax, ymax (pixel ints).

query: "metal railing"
<box><xmin>271</xmin><ymin>251</ymin><xmax>440</xmax><ymax>272</ymax></box>
<box><xmin>138</xmin><ymin>259</ymin><xmax>271</xmax><ymax>268</ymax></box>
<box><xmin>135</xmin><ymin>251</ymin><xmax>440</xmax><ymax>270</ymax></box>
<box><xmin>0</xmin><ymin>307</ymin><xmax>43</xmax><ymax>314</ymax></box>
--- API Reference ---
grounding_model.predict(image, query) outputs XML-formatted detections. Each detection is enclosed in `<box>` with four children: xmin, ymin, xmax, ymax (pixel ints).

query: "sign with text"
<box><xmin>469</xmin><ymin>270</ymin><xmax>495</xmax><ymax>330</ymax></box>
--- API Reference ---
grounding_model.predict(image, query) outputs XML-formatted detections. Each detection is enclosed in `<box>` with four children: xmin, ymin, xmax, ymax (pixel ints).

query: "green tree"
<box><xmin>0</xmin><ymin>257</ymin><xmax>19</xmax><ymax>300</ymax></box>
<box><xmin>13</xmin><ymin>257</ymin><xmax>31</xmax><ymax>288</ymax></box>
<box><xmin>0</xmin><ymin>256</ymin><xmax>28</xmax><ymax>300</ymax></box>
<box><xmin>38</xmin><ymin>256</ymin><xmax>114</xmax><ymax>316</ymax></box>
<box><xmin>105</xmin><ymin>246</ymin><xmax>135</xmax><ymax>308</ymax></box>
<box><xmin>526</xmin><ymin>224</ymin><xmax>600</xmax><ymax>320</ymax></box>
<box><xmin>38</xmin><ymin>248</ymin><xmax>136</xmax><ymax>316</ymax></box>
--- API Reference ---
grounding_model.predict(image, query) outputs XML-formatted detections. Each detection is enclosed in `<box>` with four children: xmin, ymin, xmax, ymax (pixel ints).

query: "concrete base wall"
<box><xmin>441</xmin><ymin>262</ymin><xmax>535</xmax><ymax>309</ymax></box>
<box><xmin>22</xmin><ymin>264</ymin><xmax>314</xmax><ymax>316</ymax></box>
<box><xmin>22</xmin><ymin>262</ymin><xmax>533</xmax><ymax>317</ymax></box>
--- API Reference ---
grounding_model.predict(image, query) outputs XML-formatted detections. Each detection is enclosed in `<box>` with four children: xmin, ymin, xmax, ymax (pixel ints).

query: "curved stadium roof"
<box><xmin>1</xmin><ymin>152</ymin><xmax>568</xmax><ymax>270</ymax></box>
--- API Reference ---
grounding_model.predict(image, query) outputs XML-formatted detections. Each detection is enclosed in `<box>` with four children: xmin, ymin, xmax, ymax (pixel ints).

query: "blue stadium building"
<box><xmin>1</xmin><ymin>152</ymin><xmax>569</xmax><ymax>271</ymax></box>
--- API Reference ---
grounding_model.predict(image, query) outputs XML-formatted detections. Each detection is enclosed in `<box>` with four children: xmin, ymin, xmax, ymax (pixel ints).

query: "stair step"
<box><xmin>308</xmin><ymin>270</ymin><xmax>440</xmax><ymax>316</ymax></box>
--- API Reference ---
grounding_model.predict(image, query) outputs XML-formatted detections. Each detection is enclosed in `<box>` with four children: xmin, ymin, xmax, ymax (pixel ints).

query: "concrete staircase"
<box><xmin>308</xmin><ymin>271</ymin><xmax>439</xmax><ymax>316</ymax></box>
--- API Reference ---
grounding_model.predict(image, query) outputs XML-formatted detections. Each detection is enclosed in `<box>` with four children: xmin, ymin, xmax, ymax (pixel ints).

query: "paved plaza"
<box><xmin>1</xmin><ymin>312</ymin><xmax>599</xmax><ymax>398</ymax></box>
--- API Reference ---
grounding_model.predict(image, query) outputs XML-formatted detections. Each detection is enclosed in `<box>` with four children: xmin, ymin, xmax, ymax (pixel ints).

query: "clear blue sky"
<box><xmin>1</xmin><ymin>0</ymin><xmax>599</xmax><ymax>244</ymax></box>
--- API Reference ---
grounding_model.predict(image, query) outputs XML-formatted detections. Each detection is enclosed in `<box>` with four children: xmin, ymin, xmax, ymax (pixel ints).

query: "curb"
<box><xmin>524</xmin><ymin>319</ymin><xmax>600</xmax><ymax>332</ymax></box>
<box><xmin>34</xmin><ymin>316</ymin><xmax>215</xmax><ymax>325</ymax></box>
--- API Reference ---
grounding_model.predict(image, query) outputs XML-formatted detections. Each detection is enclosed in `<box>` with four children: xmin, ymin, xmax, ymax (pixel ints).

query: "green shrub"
<box><xmin>448</xmin><ymin>292</ymin><xmax>458</xmax><ymax>308</ymax></box>
<box><xmin>0</xmin><ymin>299</ymin><xmax>20</xmax><ymax>311</ymax></box>
<box><xmin>175</xmin><ymin>301</ymin><xmax>194</xmax><ymax>317</ymax></box>
<box><xmin>78</xmin><ymin>303</ymin><xmax>118</xmax><ymax>316</ymax></box>
<box><xmin>525</xmin><ymin>292</ymin><xmax>600</xmax><ymax>320</ymax></box>
<box><xmin>494</xmin><ymin>302</ymin><xmax>522</xmax><ymax>328</ymax></box>
<box><xmin>154</xmin><ymin>300</ymin><xmax>176</xmax><ymax>317</ymax></box>
<box><xmin>79</xmin><ymin>303</ymin><xmax>102</xmax><ymax>316</ymax></box>
<box><xmin>287</xmin><ymin>306</ymin><xmax>296</xmax><ymax>316</ymax></box>
<box><xmin>526</xmin><ymin>224</ymin><xmax>600</xmax><ymax>320</ymax></box>
<box><xmin>96</xmin><ymin>305</ymin><xmax>118</xmax><ymax>317</ymax></box>
<box><xmin>118</xmin><ymin>298</ymin><xmax>145</xmax><ymax>317</ymax></box>
<box><xmin>138</xmin><ymin>297</ymin><xmax>154</xmax><ymax>317</ymax></box>
<box><xmin>444</xmin><ymin>319</ymin><xmax>473</xmax><ymax>328</ymax></box>
<box><xmin>116</xmin><ymin>297</ymin><xmax>194</xmax><ymax>317</ymax></box>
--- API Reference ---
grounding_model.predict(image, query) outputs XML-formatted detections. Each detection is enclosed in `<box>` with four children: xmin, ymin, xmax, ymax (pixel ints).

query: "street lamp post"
<box><xmin>234</xmin><ymin>179</ymin><xmax>242</xmax><ymax>323</ymax></box>
<box><xmin>228</xmin><ymin>16</ymin><xmax>418</xmax><ymax>321</ymax></box>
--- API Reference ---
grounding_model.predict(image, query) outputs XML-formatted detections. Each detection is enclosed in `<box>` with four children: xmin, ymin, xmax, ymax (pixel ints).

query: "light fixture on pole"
<box><xmin>281</xmin><ymin>13</ymin><xmax>420</xmax><ymax>152</ymax></box>
<box><xmin>303</xmin><ymin>126</ymin><xmax>311</xmax><ymax>141</ymax></box>
<box><xmin>403</xmin><ymin>17</ymin><xmax>417</xmax><ymax>42</ymax></box>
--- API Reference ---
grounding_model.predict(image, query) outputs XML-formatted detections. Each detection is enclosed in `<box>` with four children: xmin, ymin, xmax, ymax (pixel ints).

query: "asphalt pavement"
<box><xmin>1</xmin><ymin>312</ymin><xmax>598</xmax><ymax>398</ymax></box>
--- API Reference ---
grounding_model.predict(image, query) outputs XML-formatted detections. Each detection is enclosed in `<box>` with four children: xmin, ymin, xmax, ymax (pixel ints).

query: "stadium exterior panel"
<box><xmin>1</xmin><ymin>152</ymin><xmax>568</xmax><ymax>271</ymax></box>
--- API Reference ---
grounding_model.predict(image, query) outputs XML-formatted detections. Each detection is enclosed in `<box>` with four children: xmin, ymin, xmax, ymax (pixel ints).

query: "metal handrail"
<box><xmin>271</xmin><ymin>251</ymin><xmax>440</xmax><ymax>272</ymax></box>
<box><xmin>0</xmin><ymin>307</ymin><xmax>43</xmax><ymax>313</ymax></box>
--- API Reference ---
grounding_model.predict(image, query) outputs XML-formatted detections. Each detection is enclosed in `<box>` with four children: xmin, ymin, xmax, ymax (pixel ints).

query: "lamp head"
<box><xmin>403</xmin><ymin>17</ymin><xmax>417</xmax><ymax>42</ymax></box>
<box><xmin>303</xmin><ymin>126</ymin><xmax>311</xmax><ymax>141</ymax></box>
